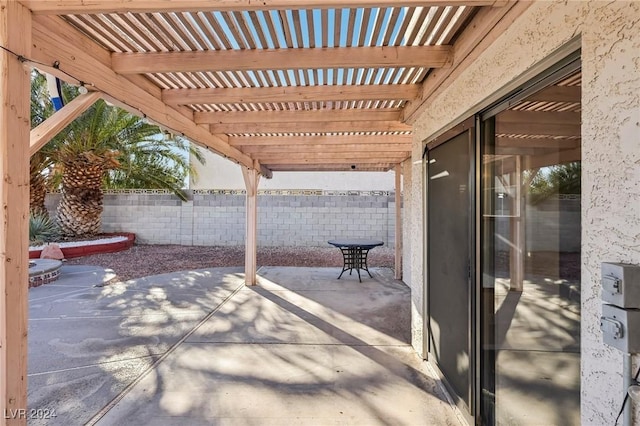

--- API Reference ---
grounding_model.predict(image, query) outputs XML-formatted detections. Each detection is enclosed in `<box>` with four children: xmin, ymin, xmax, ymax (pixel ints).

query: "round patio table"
<box><xmin>328</xmin><ymin>239</ymin><xmax>384</xmax><ymax>282</ymax></box>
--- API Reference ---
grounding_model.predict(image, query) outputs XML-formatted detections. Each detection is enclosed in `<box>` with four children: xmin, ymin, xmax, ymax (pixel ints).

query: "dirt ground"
<box><xmin>65</xmin><ymin>244</ymin><xmax>395</xmax><ymax>282</ymax></box>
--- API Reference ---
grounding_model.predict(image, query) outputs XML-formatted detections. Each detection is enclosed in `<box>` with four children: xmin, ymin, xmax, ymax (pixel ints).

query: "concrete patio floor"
<box><xmin>28</xmin><ymin>264</ymin><xmax>462</xmax><ymax>425</ymax></box>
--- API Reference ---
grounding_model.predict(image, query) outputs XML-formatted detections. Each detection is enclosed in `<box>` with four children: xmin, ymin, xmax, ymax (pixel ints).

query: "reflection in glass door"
<box><xmin>480</xmin><ymin>69</ymin><xmax>581</xmax><ymax>425</ymax></box>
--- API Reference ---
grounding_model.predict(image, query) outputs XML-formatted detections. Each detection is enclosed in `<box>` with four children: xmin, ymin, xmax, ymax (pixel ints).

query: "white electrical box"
<box><xmin>601</xmin><ymin>262</ymin><xmax>640</xmax><ymax>309</ymax></box>
<box><xmin>601</xmin><ymin>304</ymin><xmax>640</xmax><ymax>353</ymax></box>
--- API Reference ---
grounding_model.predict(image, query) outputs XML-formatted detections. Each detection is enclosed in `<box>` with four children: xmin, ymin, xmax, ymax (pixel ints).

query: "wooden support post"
<box><xmin>394</xmin><ymin>164</ymin><xmax>403</xmax><ymax>280</ymax></box>
<box><xmin>0</xmin><ymin>2</ymin><xmax>31</xmax><ymax>424</ymax></box>
<box><xmin>242</xmin><ymin>167</ymin><xmax>260</xmax><ymax>286</ymax></box>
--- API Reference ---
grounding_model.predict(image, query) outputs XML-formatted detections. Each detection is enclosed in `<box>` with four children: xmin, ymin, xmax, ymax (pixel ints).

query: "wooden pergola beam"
<box><xmin>525</xmin><ymin>85</ymin><xmax>581</xmax><ymax>103</ymax></box>
<box><xmin>30</xmin><ymin>91</ymin><xmax>102</xmax><ymax>156</ymax></box>
<box><xmin>242</xmin><ymin>143</ymin><xmax>411</xmax><ymax>155</ymax></box>
<box><xmin>495</xmin><ymin>121</ymin><xmax>581</xmax><ymax>137</ymax></box>
<box><xmin>495</xmin><ymin>136</ymin><xmax>581</xmax><ymax>149</ymax></box>
<box><xmin>211</xmin><ymin>120</ymin><xmax>411</xmax><ymax>134</ymax></box>
<box><xmin>30</xmin><ymin>15</ymin><xmax>270</xmax><ymax>176</ymax></box>
<box><xmin>498</xmin><ymin>110</ymin><xmax>580</xmax><ymax>125</ymax></box>
<box><xmin>1</xmin><ymin>1</ymin><xmax>30</xmax><ymax>422</ymax></box>
<box><xmin>489</xmin><ymin>147</ymin><xmax>559</xmax><ymax>156</ymax></box>
<box><xmin>528</xmin><ymin>147</ymin><xmax>581</xmax><ymax>169</ymax></box>
<box><xmin>113</xmin><ymin>46</ymin><xmax>452</xmax><ymax>75</ymax></box>
<box><xmin>258</xmin><ymin>152</ymin><xmax>410</xmax><ymax>162</ymax></box>
<box><xmin>267</xmin><ymin>164</ymin><xmax>395</xmax><ymax>172</ymax></box>
<box><xmin>21</xmin><ymin>1</ymin><xmax>508</xmax><ymax>15</ymax></box>
<box><xmin>196</xmin><ymin>109</ymin><xmax>402</xmax><ymax>124</ymax></box>
<box><xmin>230</xmin><ymin>134</ymin><xmax>412</xmax><ymax>147</ymax></box>
<box><xmin>163</xmin><ymin>84</ymin><xmax>421</xmax><ymax>106</ymax></box>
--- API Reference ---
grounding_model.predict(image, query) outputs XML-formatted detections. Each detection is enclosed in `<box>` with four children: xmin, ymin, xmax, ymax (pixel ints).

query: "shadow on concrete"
<box><xmin>28</xmin><ymin>265</ymin><xmax>245</xmax><ymax>426</ymax></box>
<box><xmin>36</xmin><ymin>266</ymin><xmax>459</xmax><ymax>425</ymax></box>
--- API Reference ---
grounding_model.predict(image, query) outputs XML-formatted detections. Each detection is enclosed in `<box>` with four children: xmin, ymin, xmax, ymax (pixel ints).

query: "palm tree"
<box><xmin>54</xmin><ymin>100</ymin><xmax>204</xmax><ymax>237</ymax></box>
<box><xmin>103</xmin><ymin>132</ymin><xmax>199</xmax><ymax>194</ymax></box>
<box><xmin>30</xmin><ymin>70</ymin><xmax>204</xmax><ymax>237</ymax></box>
<box><xmin>30</xmin><ymin>71</ymin><xmax>59</xmax><ymax>216</ymax></box>
<box><xmin>29</xmin><ymin>151</ymin><xmax>52</xmax><ymax>216</ymax></box>
<box><xmin>528</xmin><ymin>162</ymin><xmax>581</xmax><ymax>204</ymax></box>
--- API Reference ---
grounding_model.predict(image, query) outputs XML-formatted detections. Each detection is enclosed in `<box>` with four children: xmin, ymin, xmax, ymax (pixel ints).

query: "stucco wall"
<box><xmin>407</xmin><ymin>1</ymin><xmax>640</xmax><ymax>424</ymax></box>
<box><xmin>401</xmin><ymin>156</ymin><xmax>423</xmax><ymax>354</ymax></box>
<box><xmin>581</xmin><ymin>2</ymin><xmax>640</xmax><ymax>424</ymax></box>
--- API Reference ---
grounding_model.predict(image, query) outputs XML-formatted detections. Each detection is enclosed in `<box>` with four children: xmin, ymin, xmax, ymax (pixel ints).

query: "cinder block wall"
<box><xmin>45</xmin><ymin>189</ymin><xmax>397</xmax><ymax>248</ymax></box>
<box><xmin>494</xmin><ymin>196</ymin><xmax>581</xmax><ymax>253</ymax></box>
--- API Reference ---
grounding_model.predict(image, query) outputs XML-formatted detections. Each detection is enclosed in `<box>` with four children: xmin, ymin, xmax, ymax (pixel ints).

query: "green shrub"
<box><xmin>29</xmin><ymin>212</ymin><xmax>60</xmax><ymax>246</ymax></box>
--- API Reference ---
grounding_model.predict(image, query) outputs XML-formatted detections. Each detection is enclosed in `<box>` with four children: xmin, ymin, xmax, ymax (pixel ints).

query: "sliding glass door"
<box><xmin>423</xmin><ymin>57</ymin><xmax>581</xmax><ymax>425</ymax></box>
<box><xmin>480</xmin><ymin>67</ymin><xmax>581</xmax><ymax>425</ymax></box>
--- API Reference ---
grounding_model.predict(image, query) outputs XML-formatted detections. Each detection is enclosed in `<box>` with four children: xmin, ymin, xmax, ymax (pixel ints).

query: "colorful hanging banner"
<box><xmin>46</xmin><ymin>74</ymin><xmax>64</xmax><ymax>111</ymax></box>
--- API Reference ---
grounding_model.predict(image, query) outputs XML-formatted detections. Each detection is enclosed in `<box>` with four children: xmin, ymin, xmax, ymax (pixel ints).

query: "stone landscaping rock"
<box><xmin>40</xmin><ymin>243</ymin><xmax>65</xmax><ymax>260</ymax></box>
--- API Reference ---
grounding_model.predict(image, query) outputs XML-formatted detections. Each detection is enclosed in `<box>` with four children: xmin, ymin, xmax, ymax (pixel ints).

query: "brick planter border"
<box><xmin>29</xmin><ymin>232</ymin><xmax>136</xmax><ymax>259</ymax></box>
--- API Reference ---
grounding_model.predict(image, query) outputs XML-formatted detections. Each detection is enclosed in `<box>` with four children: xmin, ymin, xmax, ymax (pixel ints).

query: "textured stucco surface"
<box><xmin>402</xmin><ymin>156</ymin><xmax>425</xmax><ymax>355</ymax></box>
<box><xmin>407</xmin><ymin>1</ymin><xmax>640</xmax><ymax>424</ymax></box>
<box><xmin>581</xmin><ymin>2</ymin><xmax>640</xmax><ymax>424</ymax></box>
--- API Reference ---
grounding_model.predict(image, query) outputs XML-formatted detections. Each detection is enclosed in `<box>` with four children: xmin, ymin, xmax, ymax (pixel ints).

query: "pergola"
<box><xmin>0</xmin><ymin>0</ymin><xmax>535</xmax><ymax>422</ymax></box>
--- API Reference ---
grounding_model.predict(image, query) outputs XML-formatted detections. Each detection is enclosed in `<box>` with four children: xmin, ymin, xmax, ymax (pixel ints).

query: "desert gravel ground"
<box><xmin>65</xmin><ymin>244</ymin><xmax>395</xmax><ymax>282</ymax></box>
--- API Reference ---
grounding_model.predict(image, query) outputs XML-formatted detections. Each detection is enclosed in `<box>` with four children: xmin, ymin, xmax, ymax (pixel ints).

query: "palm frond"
<box><xmin>31</xmin><ymin>70</ymin><xmax>205</xmax><ymax>210</ymax></box>
<box><xmin>528</xmin><ymin>162</ymin><xmax>581</xmax><ymax>204</ymax></box>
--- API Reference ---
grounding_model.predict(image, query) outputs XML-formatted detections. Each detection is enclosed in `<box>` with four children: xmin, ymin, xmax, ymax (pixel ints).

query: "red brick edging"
<box><xmin>29</xmin><ymin>232</ymin><xmax>136</xmax><ymax>259</ymax></box>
